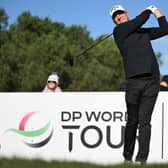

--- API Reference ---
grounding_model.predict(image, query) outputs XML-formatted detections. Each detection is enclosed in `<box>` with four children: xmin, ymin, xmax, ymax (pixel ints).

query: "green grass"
<box><xmin>0</xmin><ymin>158</ymin><xmax>168</xmax><ymax>168</ymax></box>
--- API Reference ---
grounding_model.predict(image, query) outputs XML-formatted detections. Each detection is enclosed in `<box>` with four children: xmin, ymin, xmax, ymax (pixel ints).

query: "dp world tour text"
<box><xmin>62</xmin><ymin>125</ymin><xmax>125</xmax><ymax>152</ymax></box>
<box><xmin>61</xmin><ymin>111</ymin><xmax>127</xmax><ymax>152</ymax></box>
<box><xmin>61</xmin><ymin>111</ymin><xmax>127</xmax><ymax>122</ymax></box>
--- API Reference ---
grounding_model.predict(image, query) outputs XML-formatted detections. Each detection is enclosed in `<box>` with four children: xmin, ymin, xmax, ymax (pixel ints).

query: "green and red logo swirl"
<box><xmin>6</xmin><ymin>112</ymin><xmax>53</xmax><ymax>148</ymax></box>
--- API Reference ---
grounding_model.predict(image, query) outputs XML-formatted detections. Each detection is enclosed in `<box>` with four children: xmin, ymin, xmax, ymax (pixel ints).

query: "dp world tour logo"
<box><xmin>6</xmin><ymin>112</ymin><xmax>53</xmax><ymax>148</ymax></box>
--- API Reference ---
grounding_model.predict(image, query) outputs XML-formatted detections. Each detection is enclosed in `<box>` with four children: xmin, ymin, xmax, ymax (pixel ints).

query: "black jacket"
<box><xmin>113</xmin><ymin>10</ymin><xmax>168</xmax><ymax>79</ymax></box>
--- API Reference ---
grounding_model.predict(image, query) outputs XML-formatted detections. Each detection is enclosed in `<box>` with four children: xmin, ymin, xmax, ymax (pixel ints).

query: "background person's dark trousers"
<box><xmin>123</xmin><ymin>77</ymin><xmax>160</xmax><ymax>162</ymax></box>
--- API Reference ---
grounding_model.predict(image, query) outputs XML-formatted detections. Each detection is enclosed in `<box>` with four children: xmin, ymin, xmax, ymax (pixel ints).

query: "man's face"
<box><xmin>113</xmin><ymin>11</ymin><xmax>129</xmax><ymax>24</ymax></box>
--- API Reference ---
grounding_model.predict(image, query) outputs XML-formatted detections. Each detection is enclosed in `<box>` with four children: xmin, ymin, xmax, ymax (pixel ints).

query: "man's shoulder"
<box><xmin>113</xmin><ymin>22</ymin><xmax>127</xmax><ymax>35</ymax></box>
<box><xmin>113</xmin><ymin>25</ymin><xmax>120</xmax><ymax>36</ymax></box>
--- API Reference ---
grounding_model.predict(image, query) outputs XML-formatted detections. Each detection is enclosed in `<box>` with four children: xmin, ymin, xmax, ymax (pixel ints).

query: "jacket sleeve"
<box><xmin>139</xmin><ymin>16</ymin><xmax>168</xmax><ymax>40</ymax></box>
<box><xmin>113</xmin><ymin>10</ymin><xmax>151</xmax><ymax>40</ymax></box>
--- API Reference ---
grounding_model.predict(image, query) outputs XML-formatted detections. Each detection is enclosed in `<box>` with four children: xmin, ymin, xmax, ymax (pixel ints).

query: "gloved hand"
<box><xmin>146</xmin><ymin>5</ymin><xmax>158</xmax><ymax>13</ymax></box>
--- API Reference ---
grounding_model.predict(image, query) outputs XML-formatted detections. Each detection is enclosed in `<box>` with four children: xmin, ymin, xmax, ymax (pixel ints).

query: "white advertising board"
<box><xmin>0</xmin><ymin>92</ymin><xmax>167</xmax><ymax>164</ymax></box>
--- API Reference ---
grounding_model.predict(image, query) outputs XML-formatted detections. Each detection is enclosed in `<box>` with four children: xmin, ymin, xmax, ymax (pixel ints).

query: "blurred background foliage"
<box><xmin>0</xmin><ymin>8</ymin><xmax>162</xmax><ymax>91</ymax></box>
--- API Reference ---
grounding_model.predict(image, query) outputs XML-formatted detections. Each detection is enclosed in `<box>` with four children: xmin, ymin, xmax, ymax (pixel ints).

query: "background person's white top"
<box><xmin>42</xmin><ymin>86</ymin><xmax>62</xmax><ymax>92</ymax></box>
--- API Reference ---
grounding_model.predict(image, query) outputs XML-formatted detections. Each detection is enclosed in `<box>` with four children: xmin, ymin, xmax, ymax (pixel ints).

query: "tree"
<box><xmin>0</xmin><ymin>9</ymin><xmax>163</xmax><ymax>91</ymax></box>
<box><xmin>69</xmin><ymin>35</ymin><xmax>124</xmax><ymax>91</ymax></box>
<box><xmin>0</xmin><ymin>8</ymin><xmax>8</xmax><ymax>31</ymax></box>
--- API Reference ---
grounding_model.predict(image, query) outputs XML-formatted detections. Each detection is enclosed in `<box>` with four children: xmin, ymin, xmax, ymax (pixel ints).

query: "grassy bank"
<box><xmin>0</xmin><ymin>158</ymin><xmax>168</xmax><ymax>168</ymax></box>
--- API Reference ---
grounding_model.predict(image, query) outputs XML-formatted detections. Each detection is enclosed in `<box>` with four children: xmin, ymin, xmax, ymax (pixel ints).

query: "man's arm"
<box><xmin>113</xmin><ymin>10</ymin><xmax>151</xmax><ymax>40</ymax></box>
<box><xmin>153</xmin><ymin>9</ymin><xmax>168</xmax><ymax>28</ymax></box>
<box><xmin>140</xmin><ymin>8</ymin><xmax>168</xmax><ymax>40</ymax></box>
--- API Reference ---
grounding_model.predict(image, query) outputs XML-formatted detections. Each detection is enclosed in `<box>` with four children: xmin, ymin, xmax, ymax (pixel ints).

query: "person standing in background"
<box><xmin>42</xmin><ymin>72</ymin><xmax>62</xmax><ymax>92</ymax></box>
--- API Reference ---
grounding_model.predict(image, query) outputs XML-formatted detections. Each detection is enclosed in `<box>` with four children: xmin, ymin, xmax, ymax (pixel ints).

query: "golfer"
<box><xmin>110</xmin><ymin>5</ymin><xmax>168</xmax><ymax>163</ymax></box>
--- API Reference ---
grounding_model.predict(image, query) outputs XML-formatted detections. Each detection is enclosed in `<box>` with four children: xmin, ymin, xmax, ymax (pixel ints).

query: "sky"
<box><xmin>0</xmin><ymin>0</ymin><xmax>168</xmax><ymax>75</ymax></box>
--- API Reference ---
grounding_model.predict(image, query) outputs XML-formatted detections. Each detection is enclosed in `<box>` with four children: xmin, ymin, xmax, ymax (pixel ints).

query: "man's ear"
<box><xmin>125</xmin><ymin>12</ymin><xmax>129</xmax><ymax>20</ymax></box>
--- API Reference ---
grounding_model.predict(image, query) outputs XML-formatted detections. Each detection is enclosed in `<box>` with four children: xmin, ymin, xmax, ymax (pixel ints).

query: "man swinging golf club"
<box><xmin>110</xmin><ymin>4</ymin><xmax>168</xmax><ymax>164</ymax></box>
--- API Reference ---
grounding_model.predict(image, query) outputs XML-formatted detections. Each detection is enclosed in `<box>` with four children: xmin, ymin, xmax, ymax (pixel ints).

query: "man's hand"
<box><xmin>146</xmin><ymin>5</ymin><xmax>162</xmax><ymax>18</ymax></box>
<box><xmin>146</xmin><ymin>5</ymin><xmax>158</xmax><ymax>13</ymax></box>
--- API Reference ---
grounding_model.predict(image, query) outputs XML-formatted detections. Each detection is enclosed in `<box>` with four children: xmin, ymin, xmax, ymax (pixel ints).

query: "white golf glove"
<box><xmin>146</xmin><ymin>5</ymin><xmax>158</xmax><ymax>13</ymax></box>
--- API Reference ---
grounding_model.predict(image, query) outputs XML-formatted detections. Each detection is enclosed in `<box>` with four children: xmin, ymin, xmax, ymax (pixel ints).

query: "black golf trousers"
<box><xmin>123</xmin><ymin>77</ymin><xmax>160</xmax><ymax>162</ymax></box>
